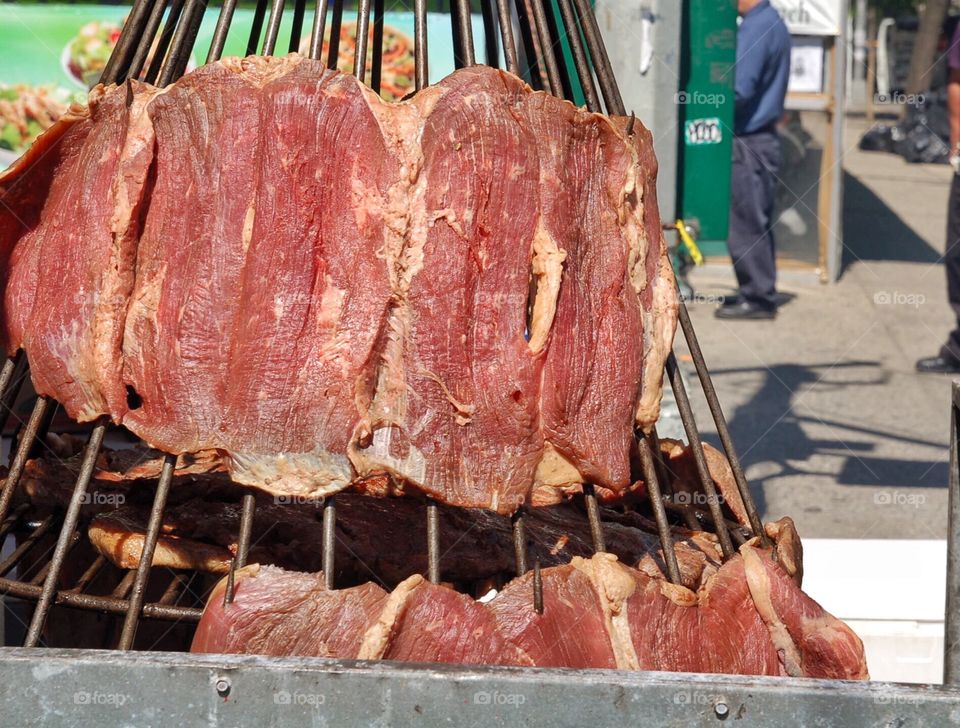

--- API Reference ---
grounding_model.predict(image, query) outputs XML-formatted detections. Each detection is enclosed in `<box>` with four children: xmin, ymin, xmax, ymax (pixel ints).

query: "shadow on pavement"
<box><xmin>701</xmin><ymin>360</ymin><xmax>947</xmax><ymax>519</ymax></box>
<box><xmin>841</xmin><ymin>170</ymin><xmax>942</xmax><ymax>274</ymax></box>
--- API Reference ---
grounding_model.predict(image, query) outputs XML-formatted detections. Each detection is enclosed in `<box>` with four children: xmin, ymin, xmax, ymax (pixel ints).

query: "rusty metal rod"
<box><xmin>112</xmin><ymin>571</ymin><xmax>137</xmax><ymax>600</ymax></box>
<box><xmin>261</xmin><ymin>0</ymin><xmax>287</xmax><ymax>55</ymax></box>
<box><xmin>511</xmin><ymin>511</ymin><xmax>527</xmax><ymax>576</ymax></box>
<box><xmin>207</xmin><ymin>0</ymin><xmax>240</xmax><ymax>62</ymax></box>
<box><xmin>322</xmin><ymin>497</ymin><xmax>336</xmax><ymax>589</ymax></box>
<box><xmin>158</xmin><ymin>573</ymin><xmax>186</xmax><ymax>605</ymax></box>
<box><xmin>289</xmin><ymin>0</ymin><xmax>308</xmax><ymax>53</ymax></box>
<box><xmin>0</xmin><ymin>351</ymin><xmax>26</xmax><ymax>442</ymax></box>
<box><xmin>0</xmin><ymin>514</ymin><xmax>57</xmax><ymax>578</ymax></box>
<box><xmin>370</xmin><ymin>0</ymin><xmax>385</xmax><ymax>93</ymax></box>
<box><xmin>555</xmin><ymin>0</ymin><xmax>600</xmax><ymax>111</ymax></box>
<box><xmin>514</xmin><ymin>0</ymin><xmax>546</xmax><ymax>90</ymax></box>
<box><xmin>354</xmin><ymin>0</ymin><xmax>372</xmax><ymax>82</ymax></box>
<box><xmin>246</xmin><ymin>0</ymin><xmax>269</xmax><ymax>56</ymax></box>
<box><xmin>24</xmin><ymin>421</ymin><xmax>108</xmax><ymax>647</ymax></box>
<box><xmin>570</xmin><ymin>0</ymin><xmax>622</xmax><ymax>114</ymax></box>
<box><xmin>583</xmin><ymin>483</ymin><xmax>606</xmax><ymax>553</ymax></box>
<box><xmin>224</xmin><ymin>492</ymin><xmax>257</xmax><ymax>605</ymax></box>
<box><xmin>649</xmin><ymin>428</ymin><xmax>700</xmax><ymax>531</ymax></box>
<box><xmin>637</xmin><ymin>437</ymin><xmax>683</xmax><ymax>584</ymax></box>
<box><xmin>480</xmin><ymin>0</ymin><xmax>499</xmax><ymax>67</ymax></box>
<box><xmin>0</xmin><ymin>575</ymin><xmax>202</xmax><ymax>621</ymax></box>
<box><xmin>101</xmin><ymin>0</ymin><xmax>156</xmax><ymax>84</ymax></box>
<box><xmin>427</xmin><ymin>500</ymin><xmax>440</xmax><ymax>583</ymax></box>
<box><xmin>527</xmin><ymin>0</ymin><xmax>562</xmax><ymax>96</ymax></box>
<box><xmin>157</xmin><ymin>0</ymin><xmax>205</xmax><ymax>87</ymax></box>
<box><xmin>326</xmin><ymin>0</ymin><xmax>345</xmax><ymax>70</ymax></box>
<box><xmin>665</xmin><ymin>353</ymin><xmax>735</xmax><ymax>559</ymax></box>
<box><xmin>118</xmin><ymin>454</ymin><xmax>175</xmax><ymax>650</ymax></box>
<box><xmin>143</xmin><ymin>0</ymin><xmax>185</xmax><ymax>84</ymax></box>
<box><xmin>676</xmin><ymin>300</ymin><xmax>769</xmax><ymax>546</ymax></box>
<box><xmin>0</xmin><ymin>504</ymin><xmax>30</xmax><ymax>542</ymax></box>
<box><xmin>127</xmin><ymin>0</ymin><xmax>169</xmax><ymax>79</ymax></box>
<box><xmin>533</xmin><ymin>558</ymin><xmax>543</xmax><ymax>614</ymax></box>
<box><xmin>308</xmin><ymin>0</ymin><xmax>331</xmax><ymax>61</ymax></box>
<box><xmin>236</xmin><ymin>494</ymin><xmax>256</xmax><ymax>569</ymax></box>
<box><xmin>454</xmin><ymin>0</ymin><xmax>476</xmax><ymax>66</ymax></box>
<box><xmin>494</xmin><ymin>0</ymin><xmax>519</xmax><ymax>74</ymax></box>
<box><xmin>0</xmin><ymin>397</ymin><xmax>50</xmax><ymax>527</ymax></box>
<box><xmin>69</xmin><ymin>555</ymin><xmax>107</xmax><ymax>595</ymax></box>
<box><xmin>414</xmin><ymin>0</ymin><xmax>429</xmax><ymax>89</ymax></box>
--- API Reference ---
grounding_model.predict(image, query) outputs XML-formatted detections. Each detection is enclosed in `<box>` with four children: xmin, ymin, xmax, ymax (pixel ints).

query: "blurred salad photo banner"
<box><xmin>0</xmin><ymin>4</ymin><xmax>490</xmax><ymax>156</ymax></box>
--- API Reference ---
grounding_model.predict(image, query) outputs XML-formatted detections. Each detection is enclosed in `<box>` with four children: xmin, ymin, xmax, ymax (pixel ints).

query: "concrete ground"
<box><xmin>672</xmin><ymin>115</ymin><xmax>955</xmax><ymax>541</ymax></box>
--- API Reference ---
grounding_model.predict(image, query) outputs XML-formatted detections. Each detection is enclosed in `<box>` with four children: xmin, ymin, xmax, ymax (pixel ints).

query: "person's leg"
<box><xmin>726</xmin><ymin>133</ymin><xmax>778</xmax><ymax>310</ymax></box>
<box><xmin>918</xmin><ymin>173</ymin><xmax>960</xmax><ymax>371</ymax></box>
<box><xmin>942</xmin><ymin>173</ymin><xmax>960</xmax><ymax>361</ymax></box>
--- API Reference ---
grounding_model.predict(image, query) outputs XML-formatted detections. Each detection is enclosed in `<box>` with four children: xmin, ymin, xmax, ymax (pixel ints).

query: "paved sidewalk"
<box><xmin>676</xmin><ymin>116</ymin><xmax>955</xmax><ymax>540</ymax></box>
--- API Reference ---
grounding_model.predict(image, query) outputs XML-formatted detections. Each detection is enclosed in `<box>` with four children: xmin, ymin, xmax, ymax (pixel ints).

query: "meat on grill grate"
<box><xmin>0</xmin><ymin>55</ymin><xmax>677</xmax><ymax>515</ymax></box>
<box><xmin>190</xmin><ymin>520</ymin><xmax>868</xmax><ymax>679</ymax></box>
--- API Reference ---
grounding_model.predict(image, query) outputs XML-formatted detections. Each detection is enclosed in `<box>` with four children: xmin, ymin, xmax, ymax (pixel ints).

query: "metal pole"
<box><xmin>944</xmin><ymin>380</ymin><xmax>960</xmax><ymax>685</ymax></box>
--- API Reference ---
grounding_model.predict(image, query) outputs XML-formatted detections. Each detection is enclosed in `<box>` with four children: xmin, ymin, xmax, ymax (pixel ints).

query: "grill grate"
<box><xmin>0</xmin><ymin>0</ymin><xmax>762</xmax><ymax>652</ymax></box>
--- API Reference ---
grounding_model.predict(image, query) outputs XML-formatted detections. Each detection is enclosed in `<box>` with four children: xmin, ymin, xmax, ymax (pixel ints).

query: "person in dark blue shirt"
<box><xmin>716</xmin><ymin>0</ymin><xmax>792</xmax><ymax>320</ymax></box>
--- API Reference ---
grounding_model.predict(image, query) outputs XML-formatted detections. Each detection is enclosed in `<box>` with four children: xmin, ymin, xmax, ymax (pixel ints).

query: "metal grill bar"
<box><xmin>157</xmin><ymin>0</ymin><xmax>206</xmax><ymax>87</ymax></box>
<box><xmin>569</xmin><ymin>0</ymin><xmax>621</xmax><ymax>115</ymax></box>
<box><xmin>118</xmin><ymin>455</ymin><xmax>176</xmax><ymax>649</ymax></box>
<box><xmin>127</xmin><ymin>0</ymin><xmax>170</xmax><ymax>80</ymax></box>
<box><xmin>532</xmin><ymin>558</ymin><xmax>543</xmax><ymax>614</ymax></box>
<box><xmin>453</xmin><ymin>0</ymin><xmax>476</xmax><ymax>66</ymax></box>
<box><xmin>527</xmin><ymin>0</ymin><xmax>561</xmax><ymax>95</ymax></box>
<box><xmin>0</xmin><ymin>351</ymin><xmax>26</xmax><ymax>441</ymax></box>
<box><xmin>666</xmin><ymin>353</ymin><xmax>735</xmax><ymax>559</ymax></box>
<box><xmin>0</xmin><ymin>514</ymin><xmax>57</xmax><ymax>578</ymax></box>
<box><xmin>246</xmin><ymin>0</ymin><xmax>269</xmax><ymax>56</ymax></box>
<box><xmin>101</xmin><ymin>0</ymin><xmax>154</xmax><ymax>85</ymax></box>
<box><xmin>370</xmin><ymin>0</ymin><xmax>385</xmax><ymax>93</ymax></box>
<box><xmin>495</xmin><ymin>0</ymin><xmax>519</xmax><ymax>74</ymax></box>
<box><xmin>675</xmin><ymin>301</ymin><xmax>769</xmax><ymax>545</ymax></box>
<box><xmin>511</xmin><ymin>511</ymin><xmax>527</xmax><ymax>576</ymax></box>
<box><xmin>554</xmin><ymin>0</ymin><xmax>599</xmax><ymax>111</ymax></box>
<box><xmin>144</xmin><ymin>0</ymin><xmax>185</xmax><ymax>84</ymax></box>
<box><xmin>308</xmin><ymin>0</ymin><xmax>330</xmax><ymax>61</ymax></box>
<box><xmin>426</xmin><ymin>501</ymin><xmax>440</xmax><ymax>583</ymax></box>
<box><xmin>326</xmin><ymin>0</ymin><xmax>345</xmax><ymax>70</ymax></box>
<box><xmin>0</xmin><ymin>396</ymin><xmax>50</xmax><ymax>526</ymax></box>
<box><xmin>322</xmin><ymin>497</ymin><xmax>336</xmax><ymax>589</ymax></box>
<box><xmin>24</xmin><ymin>421</ymin><xmax>108</xmax><ymax>647</ymax></box>
<box><xmin>289</xmin><ymin>0</ymin><xmax>308</xmax><ymax>53</ymax></box>
<box><xmin>582</xmin><ymin>483</ymin><xmax>606</xmax><ymax>553</ymax></box>
<box><xmin>262</xmin><ymin>0</ymin><xmax>287</xmax><ymax>56</ymax></box>
<box><xmin>355</xmin><ymin>0</ymin><xmax>372</xmax><ymax>82</ymax></box>
<box><xmin>637</xmin><ymin>437</ymin><xmax>682</xmax><ymax>584</ymax></box>
<box><xmin>208</xmin><ymin>0</ymin><xmax>240</xmax><ymax>62</ymax></box>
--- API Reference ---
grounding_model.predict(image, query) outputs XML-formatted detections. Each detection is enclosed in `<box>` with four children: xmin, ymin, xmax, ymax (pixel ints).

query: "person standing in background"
<box><xmin>716</xmin><ymin>0</ymin><xmax>792</xmax><ymax>320</ymax></box>
<box><xmin>917</xmin><ymin>22</ymin><xmax>960</xmax><ymax>373</ymax></box>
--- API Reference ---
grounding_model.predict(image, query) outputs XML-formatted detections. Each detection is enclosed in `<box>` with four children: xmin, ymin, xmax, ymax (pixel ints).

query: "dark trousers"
<box><xmin>728</xmin><ymin>131</ymin><xmax>781</xmax><ymax>309</ymax></box>
<box><xmin>942</xmin><ymin>173</ymin><xmax>960</xmax><ymax>361</ymax></box>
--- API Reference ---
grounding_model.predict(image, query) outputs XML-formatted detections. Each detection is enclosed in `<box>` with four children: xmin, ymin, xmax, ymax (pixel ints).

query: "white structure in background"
<box><xmin>875</xmin><ymin>18</ymin><xmax>897</xmax><ymax>99</ymax></box>
<box><xmin>770</xmin><ymin>0</ymin><xmax>844</xmax><ymax>35</ymax></box>
<box><xmin>593</xmin><ymin>0</ymin><xmax>680</xmax><ymax>225</ymax></box>
<box><xmin>803</xmin><ymin>539</ymin><xmax>946</xmax><ymax>684</ymax></box>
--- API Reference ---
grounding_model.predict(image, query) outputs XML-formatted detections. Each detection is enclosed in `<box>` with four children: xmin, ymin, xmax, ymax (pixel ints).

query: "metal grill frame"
<box><xmin>0</xmin><ymin>0</ymin><xmax>765</xmax><ymax>652</ymax></box>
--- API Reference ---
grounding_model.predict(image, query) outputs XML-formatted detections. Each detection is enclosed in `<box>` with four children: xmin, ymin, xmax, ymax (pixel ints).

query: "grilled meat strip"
<box><xmin>191</xmin><ymin>521</ymin><xmax>866</xmax><ymax>679</ymax></box>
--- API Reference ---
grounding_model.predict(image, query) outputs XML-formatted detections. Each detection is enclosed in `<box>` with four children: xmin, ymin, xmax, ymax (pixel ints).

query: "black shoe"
<box><xmin>720</xmin><ymin>294</ymin><xmax>741</xmax><ymax>307</ymax></box>
<box><xmin>715</xmin><ymin>301</ymin><xmax>777</xmax><ymax>320</ymax></box>
<box><xmin>915</xmin><ymin>355</ymin><xmax>960</xmax><ymax>374</ymax></box>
